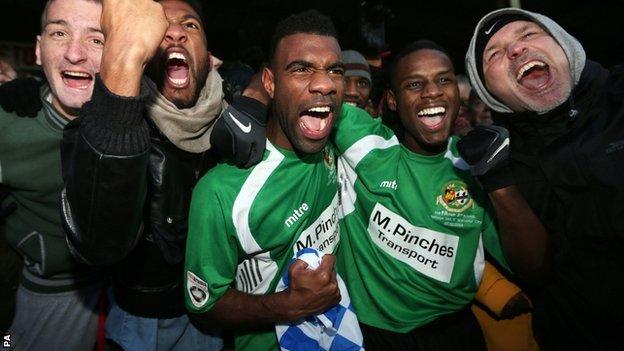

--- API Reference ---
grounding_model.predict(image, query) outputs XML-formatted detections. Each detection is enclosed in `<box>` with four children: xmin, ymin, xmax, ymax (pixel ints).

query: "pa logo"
<box><xmin>3</xmin><ymin>333</ymin><xmax>10</xmax><ymax>348</ymax></box>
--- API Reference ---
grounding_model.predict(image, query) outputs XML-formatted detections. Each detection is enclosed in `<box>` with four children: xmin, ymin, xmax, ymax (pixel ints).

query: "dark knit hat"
<box><xmin>474</xmin><ymin>14</ymin><xmax>529</xmax><ymax>82</ymax></box>
<box><xmin>342</xmin><ymin>50</ymin><xmax>371</xmax><ymax>83</ymax></box>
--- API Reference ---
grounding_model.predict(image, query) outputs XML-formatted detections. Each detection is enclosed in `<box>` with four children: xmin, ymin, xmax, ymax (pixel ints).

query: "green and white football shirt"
<box><xmin>185</xmin><ymin>141</ymin><xmax>340</xmax><ymax>351</ymax></box>
<box><xmin>332</xmin><ymin>104</ymin><xmax>509</xmax><ymax>332</ymax></box>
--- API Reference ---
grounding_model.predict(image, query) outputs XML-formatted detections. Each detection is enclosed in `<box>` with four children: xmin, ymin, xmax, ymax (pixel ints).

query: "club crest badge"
<box><xmin>187</xmin><ymin>271</ymin><xmax>209</xmax><ymax>308</ymax></box>
<box><xmin>436</xmin><ymin>180</ymin><xmax>474</xmax><ymax>213</ymax></box>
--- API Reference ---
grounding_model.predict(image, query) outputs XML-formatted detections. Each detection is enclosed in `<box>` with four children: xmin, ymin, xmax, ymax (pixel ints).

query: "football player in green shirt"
<box><xmin>185</xmin><ymin>10</ymin><xmax>346</xmax><ymax>351</ymax></box>
<box><xmin>332</xmin><ymin>40</ymin><xmax>548</xmax><ymax>350</ymax></box>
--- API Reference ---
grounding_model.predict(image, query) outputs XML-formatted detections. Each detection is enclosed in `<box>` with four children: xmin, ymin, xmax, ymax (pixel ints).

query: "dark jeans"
<box><xmin>360</xmin><ymin>307</ymin><xmax>486</xmax><ymax>351</ymax></box>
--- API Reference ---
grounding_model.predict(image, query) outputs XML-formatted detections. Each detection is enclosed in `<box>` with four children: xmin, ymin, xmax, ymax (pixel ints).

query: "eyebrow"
<box><xmin>87</xmin><ymin>27</ymin><xmax>103</xmax><ymax>35</ymax></box>
<box><xmin>285</xmin><ymin>60</ymin><xmax>345</xmax><ymax>71</ymax></box>
<box><xmin>285</xmin><ymin>60</ymin><xmax>313</xmax><ymax>70</ymax></box>
<box><xmin>180</xmin><ymin>14</ymin><xmax>201</xmax><ymax>23</ymax></box>
<box><xmin>328</xmin><ymin>62</ymin><xmax>346</xmax><ymax>71</ymax></box>
<box><xmin>400</xmin><ymin>69</ymin><xmax>453</xmax><ymax>81</ymax></box>
<box><xmin>44</xmin><ymin>20</ymin><xmax>103</xmax><ymax>35</ymax></box>
<box><xmin>484</xmin><ymin>23</ymin><xmax>534</xmax><ymax>57</ymax></box>
<box><xmin>44</xmin><ymin>19</ymin><xmax>68</xmax><ymax>28</ymax></box>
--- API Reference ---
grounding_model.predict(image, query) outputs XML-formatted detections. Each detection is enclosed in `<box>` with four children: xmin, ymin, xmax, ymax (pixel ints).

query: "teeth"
<box><xmin>168</xmin><ymin>52</ymin><xmax>186</xmax><ymax>62</ymax></box>
<box><xmin>64</xmin><ymin>71</ymin><xmax>90</xmax><ymax>78</ymax></box>
<box><xmin>516</xmin><ymin>60</ymin><xmax>546</xmax><ymax>81</ymax></box>
<box><xmin>308</xmin><ymin>106</ymin><xmax>330</xmax><ymax>113</ymax></box>
<box><xmin>170</xmin><ymin>77</ymin><xmax>188</xmax><ymax>85</ymax></box>
<box><xmin>418</xmin><ymin>106</ymin><xmax>445</xmax><ymax>117</ymax></box>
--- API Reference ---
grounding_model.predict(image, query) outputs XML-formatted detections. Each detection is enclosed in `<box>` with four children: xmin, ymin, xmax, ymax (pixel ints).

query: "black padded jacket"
<box><xmin>495</xmin><ymin>61</ymin><xmax>624</xmax><ymax>350</ymax></box>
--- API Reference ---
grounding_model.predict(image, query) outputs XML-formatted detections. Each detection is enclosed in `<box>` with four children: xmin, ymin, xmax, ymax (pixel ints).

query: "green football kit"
<box><xmin>332</xmin><ymin>104</ymin><xmax>508</xmax><ymax>333</ymax></box>
<box><xmin>185</xmin><ymin>141</ymin><xmax>340</xmax><ymax>351</ymax></box>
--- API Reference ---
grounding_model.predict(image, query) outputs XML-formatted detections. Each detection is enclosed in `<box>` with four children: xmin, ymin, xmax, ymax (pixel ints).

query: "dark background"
<box><xmin>1</xmin><ymin>0</ymin><xmax>623</xmax><ymax>73</ymax></box>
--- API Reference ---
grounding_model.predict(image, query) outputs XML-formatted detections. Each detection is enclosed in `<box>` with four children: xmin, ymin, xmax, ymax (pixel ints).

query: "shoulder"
<box><xmin>194</xmin><ymin>146</ymin><xmax>281</xmax><ymax>201</ymax></box>
<box><xmin>442</xmin><ymin>136</ymin><xmax>471</xmax><ymax>171</ymax></box>
<box><xmin>339</xmin><ymin>103</ymin><xmax>370</xmax><ymax>119</ymax></box>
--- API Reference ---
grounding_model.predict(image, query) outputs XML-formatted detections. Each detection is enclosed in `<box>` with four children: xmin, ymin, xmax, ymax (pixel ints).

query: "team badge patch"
<box><xmin>436</xmin><ymin>180</ymin><xmax>474</xmax><ymax>213</ymax></box>
<box><xmin>187</xmin><ymin>271</ymin><xmax>209</xmax><ymax>308</ymax></box>
<box><xmin>323</xmin><ymin>146</ymin><xmax>337</xmax><ymax>185</ymax></box>
<box><xmin>322</xmin><ymin>146</ymin><xmax>335</xmax><ymax>171</ymax></box>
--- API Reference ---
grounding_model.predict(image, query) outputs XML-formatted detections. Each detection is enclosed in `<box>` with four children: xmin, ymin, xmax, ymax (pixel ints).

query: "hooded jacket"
<box><xmin>465</xmin><ymin>8</ymin><xmax>624</xmax><ymax>350</ymax></box>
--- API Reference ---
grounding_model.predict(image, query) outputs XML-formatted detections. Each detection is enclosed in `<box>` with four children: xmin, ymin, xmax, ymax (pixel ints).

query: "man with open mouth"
<box><xmin>184</xmin><ymin>10</ymin><xmax>347</xmax><ymax>351</ymax></box>
<box><xmin>59</xmin><ymin>0</ymin><xmax>266</xmax><ymax>350</ymax></box>
<box><xmin>331</xmin><ymin>39</ymin><xmax>546</xmax><ymax>351</ymax></box>
<box><xmin>0</xmin><ymin>0</ymin><xmax>106</xmax><ymax>349</ymax></box>
<box><xmin>466</xmin><ymin>8</ymin><xmax>624</xmax><ymax>350</ymax></box>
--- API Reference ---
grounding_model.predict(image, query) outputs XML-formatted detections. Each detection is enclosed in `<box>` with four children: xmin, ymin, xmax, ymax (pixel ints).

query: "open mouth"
<box><xmin>61</xmin><ymin>70</ymin><xmax>93</xmax><ymax>89</ymax></box>
<box><xmin>299</xmin><ymin>105</ymin><xmax>333</xmax><ymax>140</ymax></box>
<box><xmin>166</xmin><ymin>52</ymin><xmax>190</xmax><ymax>88</ymax></box>
<box><xmin>516</xmin><ymin>60</ymin><xmax>551</xmax><ymax>90</ymax></box>
<box><xmin>417</xmin><ymin>106</ymin><xmax>447</xmax><ymax>130</ymax></box>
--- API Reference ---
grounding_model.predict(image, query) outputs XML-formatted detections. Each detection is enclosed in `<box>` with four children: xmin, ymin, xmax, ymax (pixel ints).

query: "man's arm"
<box><xmin>458</xmin><ymin>125</ymin><xmax>550</xmax><ymax>284</ymax></box>
<box><xmin>61</xmin><ymin>0</ymin><xmax>168</xmax><ymax>265</ymax></box>
<box><xmin>99</xmin><ymin>0</ymin><xmax>167</xmax><ymax>97</ymax></box>
<box><xmin>488</xmin><ymin>186</ymin><xmax>550</xmax><ymax>283</ymax></box>
<box><xmin>330</xmin><ymin>103</ymin><xmax>397</xmax><ymax>157</ymax></box>
<box><xmin>191</xmin><ymin>255</ymin><xmax>340</xmax><ymax>330</ymax></box>
<box><xmin>185</xmin><ymin>175</ymin><xmax>340</xmax><ymax>329</ymax></box>
<box><xmin>475</xmin><ymin>260</ymin><xmax>532</xmax><ymax>319</ymax></box>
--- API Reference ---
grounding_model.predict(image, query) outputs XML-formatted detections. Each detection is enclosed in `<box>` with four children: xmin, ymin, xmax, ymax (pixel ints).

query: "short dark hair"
<box><xmin>158</xmin><ymin>0</ymin><xmax>206</xmax><ymax>28</ymax></box>
<box><xmin>389</xmin><ymin>40</ymin><xmax>452</xmax><ymax>91</ymax></box>
<box><xmin>268</xmin><ymin>10</ymin><xmax>338</xmax><ymax>65</ymax></box>
<box><xmin>41</xmin><ymin>0</ymin><xmax>102</xmax><ymax>32</ymax></box>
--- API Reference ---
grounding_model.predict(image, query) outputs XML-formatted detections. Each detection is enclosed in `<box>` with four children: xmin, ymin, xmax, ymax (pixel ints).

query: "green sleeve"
<box><xmin>185</xmin><ymin>176</ymin><xmax>241</xmax><ymax>313</ymax></box>
<box><xmin>331</xmin><ymin>104</ymin><xmax>397</xmax><ymax>156</ymax></box>
<box><xmin>481</xmin><ymin>202</ymin><xmax>512</xmax><ymax>273</ymax></box>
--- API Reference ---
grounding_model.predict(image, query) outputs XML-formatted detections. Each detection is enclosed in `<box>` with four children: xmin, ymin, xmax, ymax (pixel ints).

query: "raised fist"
<box><xmin>101</xmin><ymin>0</ymin><xmax>168</xmax><ymax>66</ymax></box>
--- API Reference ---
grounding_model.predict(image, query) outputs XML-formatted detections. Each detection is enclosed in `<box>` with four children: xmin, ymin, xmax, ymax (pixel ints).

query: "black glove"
<box><xmin>0</xmin><ymin>77</ymin><xmax>43</xmax><ymax>117</ymax></box>
<box><xmin>0</xmin><ymin>185</ymin><xmax>16</xmax><ymax>224</ymax></box>
<box><xmin>499</xmin><ymin>291</ymin><xmax>533</xmax><ymax>320</ymax></box>
<box><xmin>211</xmin><ymin>96</ymin><xmax>267</xmax><ymax>168</ymax></box>
<box><xmin>457</xmin><ymin>125</ymin><xmax>514</xmax><ymax>192</ymax></box>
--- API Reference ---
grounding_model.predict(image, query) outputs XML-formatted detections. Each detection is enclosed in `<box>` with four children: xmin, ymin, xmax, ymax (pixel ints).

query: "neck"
<box><xmin>52</xmin><ymin>97</ymin><xmax>78</xmax><ymax>121</ymax></box>
<box><xmin>403</xmin><ymin>134</ymin><xmax>446</xmax><ymax>156</ymax></box>
<box><xmin>266</xmin><ymin>113</ymin><xmax>293</xmax><ymax>150</ymax></box>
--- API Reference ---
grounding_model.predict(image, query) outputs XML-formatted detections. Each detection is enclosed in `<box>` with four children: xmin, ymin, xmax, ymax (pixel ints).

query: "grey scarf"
<box><xmin>145</xmin><ymin>69</ymin><xmax>227</xmax><ymax>153</ymax></box>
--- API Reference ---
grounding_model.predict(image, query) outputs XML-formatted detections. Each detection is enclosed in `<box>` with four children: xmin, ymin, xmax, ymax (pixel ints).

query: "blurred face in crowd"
<box><xmin>263</xmin><ymin>33</ymin><xmax>345</xmax><ymax>154</ymax></box>
<box><xmin>147</xmin><ymin>0</ymin><xmax>210</xmax><ymax>109</ymax></box>
<box><xmin>457</xmin><ymin>79</ymin><xmax>473</xmax><ymax>122</ymax></box>
<box><xmin>36</xmin><ymin>0</ymin><xmax>103</xmax><ymax>119</ymax></box>
<box><xmin>482</xmin><ymin>20</ymin><xmax>572</xmax><ymax>113</ymax></box>
<box><xmin>344</xmin><ymin>75</ymin><xmax>371</xmax><ymax>109</ymax></box>
<box><xmin>469</xmin><ymin>90</ymin><xmax>493</xmax><ymax>125</ymax></box>
<box><xmin>387</xmin><ymin>49</ymin><xmax>459</xmax><ymax>155</ymax></box>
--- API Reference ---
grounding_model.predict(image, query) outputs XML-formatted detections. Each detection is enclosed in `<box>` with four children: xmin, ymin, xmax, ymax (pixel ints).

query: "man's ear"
<box><xmin>386</xmin><ymin>89</ymin><xmax>398</xmax><ymax>112</ymax></box>
<box><xmin>262</xmin><ymin>67</ymin><xmax>275</xmax><ymax>99</ymax></box>
<box><xmin>35</xmin><ymin>35</ymin><xmax>42</xmax><ymax>66</ymax></box>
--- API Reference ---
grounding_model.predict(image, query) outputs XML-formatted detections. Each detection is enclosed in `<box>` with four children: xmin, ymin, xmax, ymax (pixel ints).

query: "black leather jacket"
<box><xmin>61</xmin><ymin>77</ymin><xmax>216</xmax><ymax>318</ymax></box>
